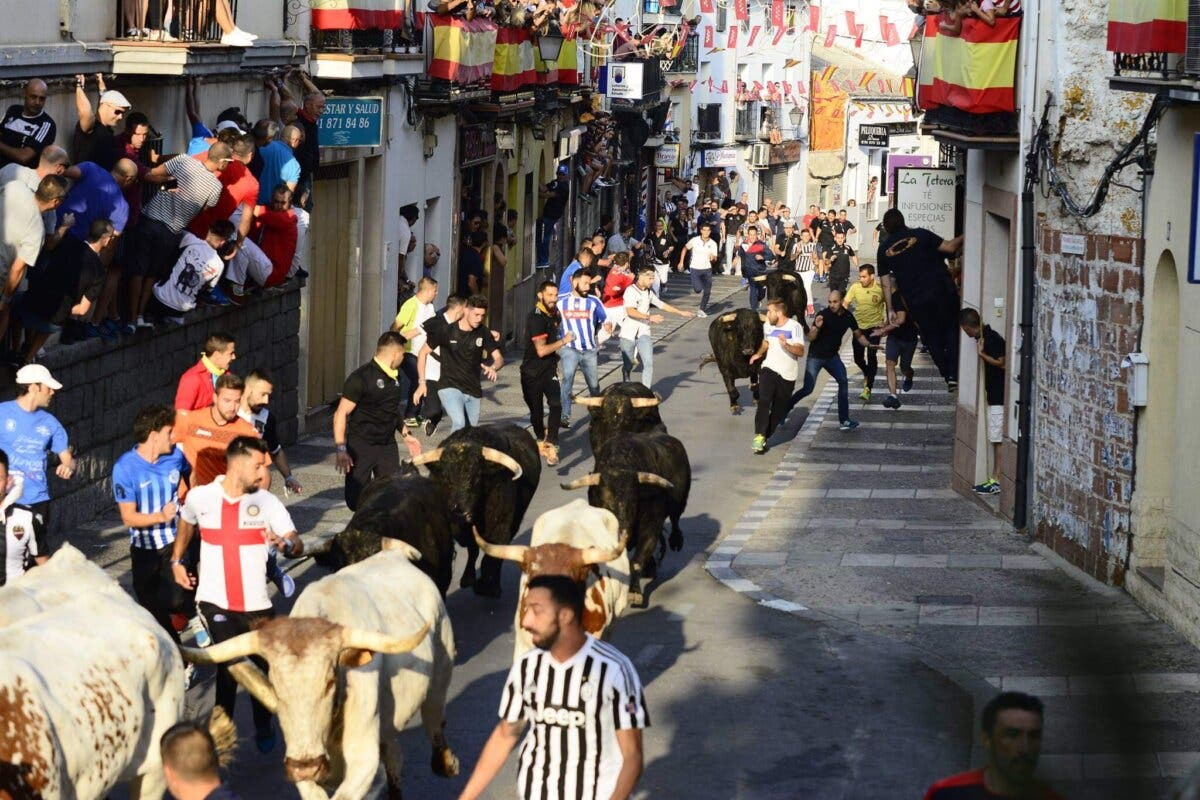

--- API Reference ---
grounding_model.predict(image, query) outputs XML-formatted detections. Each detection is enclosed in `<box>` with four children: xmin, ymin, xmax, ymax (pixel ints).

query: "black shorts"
<box><xmin>125</xmin><ymin>217</ymin><xmax>180</xmax><ymax>280</ymax></box>
<box><xmin>886</xmin><ymin>334</ymin><xmax>918</xmax><ymax>364</ymax></box>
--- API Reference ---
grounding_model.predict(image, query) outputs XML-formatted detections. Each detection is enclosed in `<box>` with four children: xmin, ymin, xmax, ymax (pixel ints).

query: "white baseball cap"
<box><xmin>215</xmin><ymin>120</ymin><xmax>244</xmax><ymax>134</ymax></box>
<box><xmin>15</xmin><ymin>364</ymin><xmax>63</xmax><ymax>390</ymax></box>
<box><xmin>99</xmin><ymin>90</ymin><xmax>132</xmax><ymax>109</ymax></box>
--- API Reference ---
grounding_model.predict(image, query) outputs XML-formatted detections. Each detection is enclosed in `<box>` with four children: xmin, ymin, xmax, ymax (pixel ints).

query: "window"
<box><xmin>715</xmin><ymin>5</ymin><xmax>727</xmax><ymax>31</ymax></box>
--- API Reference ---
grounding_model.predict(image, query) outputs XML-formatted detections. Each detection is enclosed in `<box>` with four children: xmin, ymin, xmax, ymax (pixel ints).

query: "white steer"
<box><xmin>0</xmin><ymin>545</ymin><xmax>185</xmax><ymax>800</ymax></box>
<box><xmin>183</xmin><ymin>543</ymin><xmax>459</xmax><ymax>800</ymax></box>
<box><xmin>474</xmin><ymin>498</ymin><xmax>629</xmax><ymax>662</ymax></box>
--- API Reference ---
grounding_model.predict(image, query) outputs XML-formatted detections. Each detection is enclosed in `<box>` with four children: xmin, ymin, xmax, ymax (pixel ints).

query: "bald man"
<box><xmin>0</xmin><ymin>145</ymin><xmax>72</xmax><ymax>247</ymax></box>
<box><xmin>59</xmin><ymin>158</ymin><xmax>136</xmax><ymax>242</ymax></box>
<box><xmin>0</xmin><ymin>79</ymin><xmax>56</xmax><ymax>169</ymax></box>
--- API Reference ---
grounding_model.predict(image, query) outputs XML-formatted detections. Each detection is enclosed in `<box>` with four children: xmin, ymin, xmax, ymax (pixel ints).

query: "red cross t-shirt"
<box><xmin>182</xmin><ymin>477</ymin><xmax>296</xmax><ymax>612</ymax></box>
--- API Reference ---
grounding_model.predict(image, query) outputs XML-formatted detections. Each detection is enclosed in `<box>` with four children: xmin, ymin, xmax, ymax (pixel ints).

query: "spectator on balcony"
<box><xmin>0</xmin><ymin>80</ymin><xmax>56</xmax><ymax>170</ymax></box>
<box><xmin>536</xmin><ymin>165</ymin><xmax>570</xmax><ymax>270</ymax></box>
<box><xmin>0</xmin><ymin>146</ymin><xmax>72</xmax><ymax>251</ymax></box>
<box><xmin>970</xmin><ymin>0</ymin><xmax>1021</xmax><ymax>26</ymax></box>
<box><xmin>72</xmin><ymin>74</ymin><xmax>130</xmax><ymax>171</ymax></box>
<box><xmin>0</xmin><ymin>175</ymin><xmax>68</xmax><ymax>334</ymax></box>
<box><xmin>176</xmin><ymin>332</ymin><xmax>237</xmax><ymax>412</ymax></box>
<box><xmin>15</xmin><ymin>218</ymin><xmax>113</xmax><ymax>362</ymax></box>
<box><xmin>147</xmin><ymin>220</ymin><xmax>240</xmax><ymax>326</ymax></box>
<box><xmin>251</xmin><ymin>121</ymin><xmax>300</xmax><ymax>204</ymax></box>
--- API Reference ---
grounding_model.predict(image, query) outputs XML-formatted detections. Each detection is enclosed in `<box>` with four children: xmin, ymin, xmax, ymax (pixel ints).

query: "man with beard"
<box><xmin>459</xmin><ymin>575</ymin><xmax>648</xmax><ymax>800</ymax></box>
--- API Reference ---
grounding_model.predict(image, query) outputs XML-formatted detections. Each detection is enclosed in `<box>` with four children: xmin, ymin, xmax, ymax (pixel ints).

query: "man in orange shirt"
<box><xmin>173</xmin><ymin>372</ymin><xmax>267</xmax><ymax>493</ymax></box>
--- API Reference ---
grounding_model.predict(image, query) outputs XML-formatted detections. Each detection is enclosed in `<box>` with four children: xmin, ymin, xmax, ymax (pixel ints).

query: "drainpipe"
<box><xmin>1014</xmin><ymin>180</ymin><xmax>1036</xmax><ymax>532</ymax></box>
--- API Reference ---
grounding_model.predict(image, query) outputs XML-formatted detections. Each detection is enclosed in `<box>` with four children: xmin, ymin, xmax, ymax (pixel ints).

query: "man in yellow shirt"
<box><xmin>390</xmin><ymin>277</ymin><xmax>438</xmax><ymax>427</ymax></box>
<box><xmin>843</xmin><ymin>265</ymin><xmax>886</xmax><ymax>401</ymax></box>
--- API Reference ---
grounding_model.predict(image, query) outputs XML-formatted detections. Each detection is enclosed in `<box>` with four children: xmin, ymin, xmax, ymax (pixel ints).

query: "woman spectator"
<box><xmin>490</xmin><ymin>222</ymin><xmax>510</xmax><ymax>273</ymax></box>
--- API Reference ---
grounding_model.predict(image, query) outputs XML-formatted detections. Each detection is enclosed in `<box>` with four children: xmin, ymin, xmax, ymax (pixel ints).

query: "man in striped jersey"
<box><xmin>460</xmin><ymin>575</ymin><xmax>647</xmax><ymax>800</ymax></box>
<box><xmin>112</xmin><ymin>405</ymin><xmax>191</xmax><ymax>639</ymax></box>
<box><xmin>558</xmin><ymin>270</ymin><xmax>611</xmax><ymax>428</ymax></box>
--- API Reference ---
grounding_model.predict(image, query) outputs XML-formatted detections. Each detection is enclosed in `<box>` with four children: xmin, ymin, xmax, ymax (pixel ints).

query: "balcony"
<box><xmin>1107</xmin><ymin>4</ymin><xmax>1200</xmax><ymax>99</ymax></box>
<box><xmin>642</xmin><ymin>0</ymin><xmax>682</xmax><ymax>25</ymax></box>
<box><xmin>734</xmin><ymin>101</ymin><xmax>761</xmax><ymax>142</ymax></box>
<box><xmin>661</xmin><ymin>34</ymin><xmax>698</xmax><ymax>75</ymax></box>
<box><xmin>915</xmin><ymin>14</ymin><xmax>1019</xmax><ymax>149</ymax></box>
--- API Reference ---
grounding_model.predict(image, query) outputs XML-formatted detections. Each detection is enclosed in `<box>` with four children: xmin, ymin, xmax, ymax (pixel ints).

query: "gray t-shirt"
<box><xmin>0</xmin><ymin>181</ymin><xmax>45</xmax><ymax>282</ymax></box>
<box><xmin>142</xmin><ymin>155</ymin><xmax>222</xmax><ymax>234</ymax></box>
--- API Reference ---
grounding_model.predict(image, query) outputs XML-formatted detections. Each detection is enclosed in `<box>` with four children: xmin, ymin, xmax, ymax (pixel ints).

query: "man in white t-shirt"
<box><xmin>678</xmin><ymin>222</ymin><xmax>719</xmax><ymax>318</ymax></box>
<box><xmin>172</xmin><ymin>435</ymin><xmax>300</xmax><ymax>753</ymax></box>
<box><xmin>748</xmin><ymin>298</ymin><xmax>807</xmax><ymax>454</ymax></box>
<box><xmin>620</xmin><ymin>266</ymin><xmax>694</xmax><ymax>387</ymax></box>
<box><xmin>149</xmin><ymin>219</ymin><xmax>239</xmax><ymax>323</ymax></box>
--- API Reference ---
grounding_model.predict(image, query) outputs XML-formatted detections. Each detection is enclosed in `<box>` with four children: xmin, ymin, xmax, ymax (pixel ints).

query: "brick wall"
<box><xmin>1033</xmin><ymin>225</ymin><xmax>1141</xmax><ymax>584</ymax></box>
<box><xmin>11</xmin><ymin>286</ymin><xmax>302</xmax><ymax>537</ymax></box>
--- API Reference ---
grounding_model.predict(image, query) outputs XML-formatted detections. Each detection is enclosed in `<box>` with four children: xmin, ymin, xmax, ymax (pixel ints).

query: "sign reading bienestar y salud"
<box><xmin>317</xmin><ymin>97</ymin><xmax>384</xmax><ymax>148</ymax></box>
<box><xmin>895</xmin><ymin>167</ymin><xmax>957</xmax><ymax>241</ymax></box>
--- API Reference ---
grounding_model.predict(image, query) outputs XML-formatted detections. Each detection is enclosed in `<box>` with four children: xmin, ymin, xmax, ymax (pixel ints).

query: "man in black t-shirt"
<box><xmin>418</xmin><ymin>295</ymin><xmax>466</xmax><ymax>437</ymax></box>
<box><xmin>458</xmin><ymin>229</ymin><xmax>487</xmax><ymax>296</ymax></box>
<box><xmin>536</xmin><ymin>167</ymin><xmax>570</xmax><ymax>269</ymax></box>
<box><xmin>876</xmin><ymin>209</ymin><xmax>965</xmax><ymax>389</ymax></box>
<box><xmin>786</xmin><ymin>289</ymin><xmax>876</xmax><ymax>429</ymax></box>
<box><xmin>772</xmin><ymin>221</ymin><xmax>802</xmax><ymax>272</ymax></box>
<box><xmin>825</xmin><ymin>231</ymin><xmax>858</xmax><ymax>293</ymax></box>
<box><xmin>878</xmin><ymin>288</ymin><xmax>919</xmax><ymax>409</ymax></box>
<box><xmin>811</xmin><ymin>211</ymin><xmax>836</xmax><ymax>282</ymax></box>
<box><xmin>333</xmin><ymin>331</ymin><xmax>408</xmax><ymax>510</ymax></box>
<box><xmin>833</xmin><ymin>209</ymin><xmax>856</xmax><ymax>239</ymax></box>
<box><xmin>415</xmin><ymin>294</ymin><xmax>503</xmax><ymax>434</ymax></box>
<box><xmin>0</xmin><ymin>80</ymin><xmax>56</xmax><ymax>169</ymax></box>
<box><xmin>960</xmin><ymin>308</ymin><xmax>1007</xmax><ymax>495</ymax></box>
<box><xmin>721</xmin><ymin>200</ymin><xmax>747</xmax><ymax>275</ymax></box>
<box><xmin>71</xmin><ymin>77</ymin><xmax>130</xmax><ymax>171</ymax></box>
<box><xmin>521</xmin><ymin>282</ymin><xmax>574</xmax><ymax>465</ymax></box>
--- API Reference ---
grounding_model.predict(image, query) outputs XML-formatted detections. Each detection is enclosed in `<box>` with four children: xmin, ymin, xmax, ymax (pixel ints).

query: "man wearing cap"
<box><xmin>0</xmin><ymin>364</ymin><xmax>75</xmax><ymax>529</ymax></box>
<box><xmin>536</xmin><ymin>166</ymin><xmax>570</xmax><ymax>270</ymax></box>
<box><xmin>72</xmin><ymin>74</ymin><xmax>130</xmax><ymax>171</ymax></box>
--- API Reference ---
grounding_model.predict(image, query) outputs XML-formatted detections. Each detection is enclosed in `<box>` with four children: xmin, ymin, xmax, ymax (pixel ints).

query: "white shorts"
<box><xmin>986</xmin><ymin>405</ymin><xmax>1004</xmax><ymax>443</ymax></box>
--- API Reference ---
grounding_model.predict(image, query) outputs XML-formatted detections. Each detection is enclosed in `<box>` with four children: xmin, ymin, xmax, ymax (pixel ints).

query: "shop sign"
<box><xmin>882</xmin><ymin>121</ymin><xmax>919</xmax><ymax>137</ymax></box>
<box><xmin>602</xmin><ymin>63</ymin><xmax>646</xmax><ymax>100</ymax></box>
<box><xmin>895</xmin><ymin>167</ymin><xmax>957</xmax><ymax>241</ymax></box>
<box><xmin>701</xmin><ymin>148</ymin><xmax>739</xmax><ymax>168</ymax></box>
<box><xmin>769</xmin><ymin>140</ymin><xmax>803</xmax><ymax>165</ymax></box>
<box><xmin>885</xmin><ymin>153</ymin><xmax>934</xmax><ymax>193</ymax></box>
<box><xmin>460</xmin><ymin>124</ymin><xmax>497</xmax><ymax>166</ymax></box>
<box><xmin>317</xmin><ymin>97</ymin><xmax>384</xmax><ymax>148</ymax></box>
<box><xmin>858</xmin><ymin>124</ymin><xmax>889</xmax><ymax>149</ymax></box>
<box><xmin>655</xmin><ymin>144</ymin><xmax>680</xmax><ymax>168</ymax></box>
<box><xmin>496</xmin><ymin>128</ymin><xmax>516</xmax><ymax>151</ymax></box>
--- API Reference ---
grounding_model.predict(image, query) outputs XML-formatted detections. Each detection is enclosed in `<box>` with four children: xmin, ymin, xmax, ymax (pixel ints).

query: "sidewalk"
<box><xmin>707</xmin><ymin>347</ymin><xmax>1200</xmax><ymax>798</ymax></box>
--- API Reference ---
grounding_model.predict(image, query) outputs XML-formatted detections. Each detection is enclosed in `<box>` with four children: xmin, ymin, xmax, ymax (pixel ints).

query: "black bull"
<box><xmin>406</xmin><ymin>423</ymin><xmax>541</xmax><ymax>597</ymax></box>
<box><xmin>698</xmin><ymin>308</ymin><xmax>765</xmax><ymax>414</ymax></box>
<box><xmin>575</xmin><ymin>382</ymin><xmax>667</xmax><ymax>456</ymax></box>
<box><xmin>562</xmin><ymin>431</ymin><xmax>691</xmax><ymax>605</ymax></box>
<box><xmin>755</xmin><ymin>270</ymin><xmax>810</xmax><ymax>323</ymax></box>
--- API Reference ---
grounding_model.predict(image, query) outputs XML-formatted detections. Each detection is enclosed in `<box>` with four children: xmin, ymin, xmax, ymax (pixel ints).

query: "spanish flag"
<box><xmin>1107</xmin><ymin>0</ymin><xmax>1187</xmax><ymax>54</ymax></box>
<box><xmin>534</xmin><ymin>37</ymin><xmax>580</xmax><ymax>86</ymax></box>
<box><xmin>492</xmin><ymin>26</ymin><xmax>536</xmax><ymax>92</ymax></box>
<box><xmin>917</xmin><ymin>15</ymin><xmax>1019</xmax><ymax>114</ymax></box>
<box><xmin>429</xmin><ymin>14</ymin><xmax>498</xmax><ymax>85</ymax></box>
<box><xmin>819</xmin><ymin>65</ymin><xmax>837</xmax><ymax>83</ymax></box>
<box><xmin>859</xmin><ymin>70</ymin><xmax>877</xmax><ymax>89</ymax></box>
<box><xmin>310</xmin><ymin>0</ymin><xmax>406</xmax><ymax>30</ymax></box>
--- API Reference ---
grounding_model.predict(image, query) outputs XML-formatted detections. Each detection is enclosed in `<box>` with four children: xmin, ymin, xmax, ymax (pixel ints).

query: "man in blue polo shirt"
<box><xmin>0</xmin><ymin>364</ymin><xmax>75</xmax><ymax>527</ymax></box>
<box><xmin>112</xmin><ymin>404</ymin><xmax>191</xmax><ymax>640</ymax></box>
<box><xmin>557</xmin><ymin>246</ymin><xmax>597</xmax><ymax>296</ymax></box>
<box><xmin>557</xmin><ymin>269</ymin><xmax>611</xmax><ymax>427</ymax></box>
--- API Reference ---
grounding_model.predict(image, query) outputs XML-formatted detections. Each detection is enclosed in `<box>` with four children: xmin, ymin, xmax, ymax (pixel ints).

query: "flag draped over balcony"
<box><xmin>1106</xmin><ymin>0</ymin><xmax>1187</xmax><ymax>53</ymax></box>
<box><xmin>917</xmin><ymin>15</ymin><xmax>1019</xmax><ymax>114</ymax></box>
<box><xmin>429</xmin><ymin>14</ymin><xmax>498</xmax><ymax>85</ymax></box>
<box><xmin>534</xmin><ymin>38</ymin><xmax>580</xmax><ymax>85</ymax></box>
<box><xmin>493</xmin><ymin>26</ymin><xmax>536</xmax><ymax>91</ymax></box>
<box><xmin>310</xmin><ymin>0</ymin><xmax>407</xmax><ymax>29</ymax></box>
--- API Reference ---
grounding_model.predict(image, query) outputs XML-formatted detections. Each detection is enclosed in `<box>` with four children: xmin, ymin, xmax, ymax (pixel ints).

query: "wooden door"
<box><xmin>306</xmin><ymin>163</ymin><xmax>352</xmax><ymax>408</ymax></box>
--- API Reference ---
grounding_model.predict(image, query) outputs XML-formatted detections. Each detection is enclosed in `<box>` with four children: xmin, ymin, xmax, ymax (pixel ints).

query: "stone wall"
<box><xmin>1033</xmin><ymin>227</ymin><xmax>1142</xmax><ymax>584</ymax></box>
<box><xmin>17</xmin><ymin>286</ymin><xmax>302</xmax><ymax>536</ymax></box>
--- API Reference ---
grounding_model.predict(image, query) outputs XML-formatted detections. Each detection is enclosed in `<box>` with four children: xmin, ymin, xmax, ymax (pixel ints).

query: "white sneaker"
<box><xmin>696</xmin><ymin>309</ymin><xmax>708</xmax><ymax>318</ymax></box>
<box><xmin>135</xmin><ymin>315</ymin><xmax>153</xmax><ymax>329</ymax></box>
<box><xmin>232</xmin><ymin>27</ymin><xmax>259</xmax><ymax>40</ymax></box>
<box><xmin>220</xmin><ymin>31</ymin><xmax>254</xmax><ymax>46</ymax></box>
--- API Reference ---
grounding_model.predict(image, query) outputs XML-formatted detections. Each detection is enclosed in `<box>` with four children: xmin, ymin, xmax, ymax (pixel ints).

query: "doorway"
<box><xmin>306</xmin><ymin>162</ymin><xmax>353</xmax><ymax>408</ymax></box>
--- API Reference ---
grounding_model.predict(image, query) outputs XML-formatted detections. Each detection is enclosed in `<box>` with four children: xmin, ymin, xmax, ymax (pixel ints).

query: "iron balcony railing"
<box><xmin>661</xmin><ymin>34</ymin><xmax>698</xmax><ymax>74</ymax></box>
<box><xmin>734</xmin><ymin>101</ymin><xmax>760</xmax><ymax>142</ymax></box>
<box><xmin>115</xmin><ymin>0</ymin><xmax>238</xmax><ymax>43</ymax></box>
<box><xmin>310</xmin><ymin>26</ymin><xmax>422</xmax><ymax>54</ymax></box>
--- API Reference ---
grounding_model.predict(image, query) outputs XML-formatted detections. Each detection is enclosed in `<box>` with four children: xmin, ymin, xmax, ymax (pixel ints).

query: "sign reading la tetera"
<box><xmin>895</xmin><ymin>167</ymin><xmax>958</xmax><ymax>241</ymax></box>
<box><xmin>317</xmin><ymin>97</ymin><xmax>384</xmax><ymax>148</ymax></box>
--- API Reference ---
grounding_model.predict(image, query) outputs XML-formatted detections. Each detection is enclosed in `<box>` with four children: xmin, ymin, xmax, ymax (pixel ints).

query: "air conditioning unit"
<box><xmin>750</xmin><ymin>142</ymin><xmax>770</xmax><ymax>168</ymax></box>
<box><xmin>1186</xmin><ymin>0</ymin><xmax>1200</xmax><ymax>74</ymax></box>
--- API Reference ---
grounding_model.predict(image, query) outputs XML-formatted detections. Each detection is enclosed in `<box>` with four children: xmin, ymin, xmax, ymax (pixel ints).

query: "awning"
<box><xmin>1107</xmin><ymin>0</ymin><xmax>1187</xmax><ymax>53</ymax></box>
<box><xmin>310</xmin><ymin>0</ymin><xmax>406</xmax><ymax>30</ymax></box>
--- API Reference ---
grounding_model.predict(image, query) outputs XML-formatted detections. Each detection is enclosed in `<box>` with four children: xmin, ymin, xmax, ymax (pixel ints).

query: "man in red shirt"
<box><xmin>175</xmin><ymin>332</ymin><xmax>237</xmax><ymax>411</ymax></box>
<box><xmin>187</xmin><ymin>135</ymin><xmax>258</xmax><ymax>243</ymax></box>
<box><xmin>924</xmin><ymin>692</ymin><xmax>1061</xmax><ymax>800</ymax></box>
<box><xmin>250</xmin><ymin>183</ymin><xmax>298</xmax><ymax>287</ymax></box>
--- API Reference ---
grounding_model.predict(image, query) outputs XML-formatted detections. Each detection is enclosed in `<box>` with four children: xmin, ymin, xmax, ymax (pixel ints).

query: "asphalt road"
<box><xmin>112</xmin><ymin>276</ymin><xmax>974</xmax><ymax>799</ymax></box>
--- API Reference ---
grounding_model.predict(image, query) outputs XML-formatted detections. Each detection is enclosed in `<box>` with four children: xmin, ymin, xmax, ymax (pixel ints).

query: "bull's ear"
<box><xmin>340</xmin><ymin>648</ymin><xmax>375</xmax><ymax>668</ymax></box>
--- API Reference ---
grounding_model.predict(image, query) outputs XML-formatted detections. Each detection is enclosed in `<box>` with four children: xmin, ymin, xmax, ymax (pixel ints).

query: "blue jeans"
<box><xmin>619</xmin><ymin>334</ymin><xmax>654</xmax><ymax>387</ymax></box>
<box><xmin>559</xmin><ymin>346</ymin><xmax>599</xmax><ymax>419</ymax></box>
<box><xmin>691</xmin><ymin>268</ymin><xmax>713</xmax><ymax>311</ymax></box>
<box><xmin>789</xmin><ymin>355</ymin><xmax>851</xmax><ymax>423</ymax></box>
<box><xmin>536</xmin><ymin>216</ymin><xmax>559</xmax><ymax>267</ymax></box>
<box><xmin>437</xmin><ymin>388</ymin><xmax>480</xmax><ymax>433</ymax></box>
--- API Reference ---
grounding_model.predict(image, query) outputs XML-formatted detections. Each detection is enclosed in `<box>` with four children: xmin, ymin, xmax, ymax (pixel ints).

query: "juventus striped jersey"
<box><xmin>500</xmin><ymin>636</ymin><xmax>649</xmax><ymax>800</ymax></box>
<box><xmin>556</xmin><ymin>293</ymin><xmax>607</xmax><ymax>352</ymax></box>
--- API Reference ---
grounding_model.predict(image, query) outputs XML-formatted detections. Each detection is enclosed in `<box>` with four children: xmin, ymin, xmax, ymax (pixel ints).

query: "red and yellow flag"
<box><xmin>1107</xmin><ymin>0</ymin><xmax>1187</xmax><ymax>53</ymax></box>
<box><xmin>917</xmin><ymin>15</ymin><xmax>1019</xmax><ymax>114</ymax></box>
<box><xmin>310</xmin><ymin>0</ymin><xmax>406</xmax><ymax>30</ymax></box>
<box><xmin>493</xmin><ymin>26</ymin><xmax>536</xmax><ymax>91</ymax></box>
<box><xmin>429</xmin><ymin>14</ymin><xmax>498</xmax><ymax>85</ymax></box>
<box><xmin>810</xmin><ymin>73</ymin><xmax>848</xmax><ymax>151</ymax></box>
<box><xmin>534</xmin><ymin>38</ymin><xmax>580</xmax><ymax>86</ymax></box>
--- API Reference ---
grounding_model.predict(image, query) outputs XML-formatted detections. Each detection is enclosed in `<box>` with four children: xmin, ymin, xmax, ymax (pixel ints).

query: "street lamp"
<box><xmin>537</xmin><ymin>25</ymin><xmax>565</xmax><ymax>63</ymax></box>
<box><xmin>788</xmin><ymin>104</ymin><xmax>803</xmax><ymax>130</ymax></box>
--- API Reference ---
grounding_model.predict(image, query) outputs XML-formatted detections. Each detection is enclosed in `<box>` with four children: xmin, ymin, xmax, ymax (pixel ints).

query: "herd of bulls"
<box><xmin>0</xmin><ymin>382</ymin><xmax>693</xmax><ymax>800</ymax></box>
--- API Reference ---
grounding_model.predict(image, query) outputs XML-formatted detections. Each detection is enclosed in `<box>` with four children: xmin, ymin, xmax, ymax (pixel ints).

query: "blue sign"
<box><xmin>317</xmin><ymin>97</ymin><xmax>384</xmax><ymax>148</ymax></box>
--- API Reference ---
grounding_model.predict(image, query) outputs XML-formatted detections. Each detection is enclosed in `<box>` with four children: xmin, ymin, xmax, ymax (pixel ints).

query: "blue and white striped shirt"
<box><xmin>557</xmin><ymin>293</ymin><xmax>607</xmax><ymax>351</ymax></box>
<box><xmin>112</xmin><ymin>446</ymin><xmax>190</xmax><ymax>550</ymax></box>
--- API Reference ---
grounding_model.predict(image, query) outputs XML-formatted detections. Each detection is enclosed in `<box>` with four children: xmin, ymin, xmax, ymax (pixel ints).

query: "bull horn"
<box><xmin>628</xmin><ymin>397</ymin><xmax>660</xmax><ymax>408</ymax></box>
<box><xmin>781</xmin><ymin>273</ymin><xmax>798</xmax><ymax>282</ymax></box>
<box><xmin>752</xmin><ymin>275</ymin><xmax>767</xmax><ymax>283</ymax></box>
<box><xmin>408</xmin><ymin>447</ymin><xmax>444</xmax><ymax>466</ymax></box>
<box><xmin>472</xmin><ymin>527</ymin><xmax>529</xmax><ymax>563</ymax></box>
<box><xmin>718</xmin><ymin>313</ymin><xmax>737</xmax><ymax>323</ymax></box>
<box><xmin>636</xmin><ymin>472</ymin><xmax>675</xmax><ymax>489</ymax></box>
<box><xmin>180</xmin><ymin>630</ymin><xmax>260</xmax><ymax>664</ymax></box>
<box><xmin>341</xmin><ymin>622</ymin><xmax>431</xmax><ymax>655</ymax></box>
<box><xmin>573</xmin><ymin>396</ymin><xmax>604</xmax><ymax>408</ymax></box>
<box><xmin>580</xmin><ymin>533</ymin><xmax>630</xmax><ymax>566</ymax></box>
<box><xmin>226</xmin><ymin>662</ymin><xmax>279</xmax><ymax>714</ymax></box>
<box><xmin>561</xmin><ymin>473</ymin><xmax>602</xmax><ymax>490</ymax></box>
<box><xmin>480</xmin><ymin>447</ymin><xmax>523</xmax><ymax>480</ymax></box>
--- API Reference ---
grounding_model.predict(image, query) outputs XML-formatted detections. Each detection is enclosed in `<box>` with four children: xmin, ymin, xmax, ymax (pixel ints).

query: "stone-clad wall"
<box><xmin>1033</xmin><ymin>227</ymin><xmax>1142</xmax><ymax>584</ymax></box>
<box><xmin>25</xmin><ymin>286</ymin><xmax>302</xmax><ymax>536</ymax></box>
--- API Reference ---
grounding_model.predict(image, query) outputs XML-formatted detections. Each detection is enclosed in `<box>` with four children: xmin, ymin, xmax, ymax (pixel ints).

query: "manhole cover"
<box><xmin>915</xmin><ymin>594</ymin><xmax>973</xmax><ymax>605</ymax></box>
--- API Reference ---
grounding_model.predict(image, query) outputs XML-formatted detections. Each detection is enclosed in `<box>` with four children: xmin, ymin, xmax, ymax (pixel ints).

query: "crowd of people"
<box><xmin>0</xmin><ymin>71</ymin><xmax>325</xmax><ymax>364</ymax></box>
<box><xmin>908</xmin><ymin>0</ymin><xmax>1022</xmax><ymax>33</ymax></box>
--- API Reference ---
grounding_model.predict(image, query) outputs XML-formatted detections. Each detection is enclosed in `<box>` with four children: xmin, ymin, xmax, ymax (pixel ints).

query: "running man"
<box><xmin>556</xmin><ymin>269</ymin><xmax>610</xmax><ymax>427</ymax></box>
<box><xmin>748</xmin><ymin>298</ymin><xmax>806</xmax><ymax>454</ymax></box>
<box><xmin>413</xmin><ymin>294</ymin><xmax>504</xmax><ymax>433</ymax></box>
<box><xmin>842</xmin><ymin>265</ymin><xmax>886</xmax><ymax>401</ymax></box>
<box><xmin>876</xmin><ymin>287</ymin><xmax>918</xmax><ymax>409</ymax></box>
<box><xmin>679</xmin><ymin>221</ymin><xmax>718</xmax><ymax>317</ymax></box>
<box><xmin>521</xmin><ymin>281</ymin><xmax>573</xmax><ymax>466</ymax></box>
<box><xmin>787</xmin><ymin>289</ymin><xmax>878</xmax><ymax>431</ymax></box>
<box><xmin>459</xmin><ymin>574</ymin><xmax>648</xmax><ymax>800</ymax></box>
<box><xmin>620</xmin><ymin>265</ymin><xmax>693</xmax><ymax>387</ymax></box>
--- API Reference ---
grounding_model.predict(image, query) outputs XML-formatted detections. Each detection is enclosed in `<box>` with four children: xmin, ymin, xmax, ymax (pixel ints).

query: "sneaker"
<box><xmin>220</xmin><ymin>30</ymin><xmax>254</xmax><ymax>46</ymax></box>
<box><xmin>973</xmin><ymin>479</ymin><xmax>1000</xmax><ymax>495</ymax></box>
<box><xmin>752</xmin><ymin>434</ymin><xmax>766</xmax><ymax>454</ymax></box>
<box><xmin>204</xmin><ymin>286</ymin><xmax>232</xmax><ymax>306</ymax></box>
<box><xmin>882</xmin><ymin>394</ymin><xmax>900</xmax><ymax>409</ymax></box>
<box><xmin>121</xmin><ymin>322</ymin><xmax>137</xmax><ymax>336</ymax></box>
<box><xmin>424</xmin><ymin>419</ymin><xmax>438</xmax><ymax>437</ymax></box>
<box><xmin>902</xmin><ymin>374</ymin><xmax>914</xmax><ymax>393</ymax></box>
<box><xmin>404</xmin><ymin>417</ymin><xmax>421</xmax><ymax>428</ymax></box>
<box><xmin>696</xmin><ymin>309</ymin><xmax>708</xmax><ymax>318</ymax></box>
<box><xmin>86</xmin><ymin>322</ymin><xmax>118</xmax><ymax>341</ymax></box>
<box><xmin>559</xmin><ymin>417</ymin><xmax>571</xmax><ymax>429</ymax></box>
<box><xmin>544</xmin><ymin>444</ymin><xmax>559</xmax><ymax>466</ymax></box>
<box><xmin>983</xmin><ymin>481</ymin><xmax>1001</xmax><ymax>495</ymax></box>
<box><xmin>859</xmin><ymin>388</ymin><xmax>871</xmax><ymax>401</ymax></box>
<box><xmin>839</xmin><ymin>420</ymin><xmax>860</xmax><ymax>431</ymax></box>
<box><xmin>135</xmin><ymin>316</ymin><xmax>154</xmax><ymax>330</ymax></box>
<box><xmin>101</xmin><ymin>318</ymin><xmax>123</xmax><ymax>338</ymax></box>
<box><xmin>947</xmin><ymin>378</ymin><xmax>958</xmax><ymax>393</ymax></box>
<box><xmin>272</xmin><ymin>572</ymin><xmax>296</xmax><ymax>599</ymax></box>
